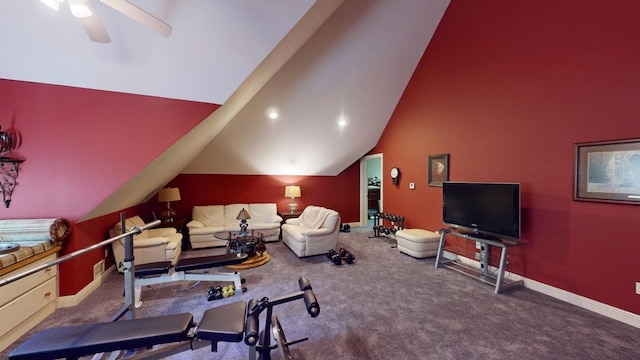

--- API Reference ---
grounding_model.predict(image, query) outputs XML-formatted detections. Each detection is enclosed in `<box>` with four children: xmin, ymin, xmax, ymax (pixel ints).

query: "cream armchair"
<box><xmin>109</xmin><ymin>215</ymin><xmax>182</xmax><ymax>272</ymax></box>
<box><xmin>281</xmin><ymin>205</ymin><xmax>341</xmax><ymax>257</ymax></box>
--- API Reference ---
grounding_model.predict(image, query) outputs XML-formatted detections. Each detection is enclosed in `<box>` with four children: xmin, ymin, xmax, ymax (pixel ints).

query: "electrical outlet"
<box><xmin>409</xmin><ymin>182</ymin><xmax>415</xmax><ymax>190</ymax></box>
<box><xmin>636</xmin><ymin>282</ymin><xmax>640</xmax><ymax>295</ymax></box>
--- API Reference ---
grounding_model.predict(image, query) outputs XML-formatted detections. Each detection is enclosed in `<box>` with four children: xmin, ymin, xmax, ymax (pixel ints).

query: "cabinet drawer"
<box><xmin>0</xmin><ymin>277</ymin><xmax>57</xmax><ymax>338</ymax></box>
<box><xmin>0</xmin><ymin>254</ymin><xmax>57</xmax><ymax>305</ymax></box>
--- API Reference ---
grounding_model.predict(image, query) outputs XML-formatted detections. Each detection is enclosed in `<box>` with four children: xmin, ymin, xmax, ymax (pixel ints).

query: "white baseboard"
<box><xmin>57</xmin><ymin>265</ymin><xmax>116</xmax><ymax>308</ymax></box>
<box><xmin>452</xmin><ymin>255</ymin><xmax>640</xmax><ymax>329</ymax></box>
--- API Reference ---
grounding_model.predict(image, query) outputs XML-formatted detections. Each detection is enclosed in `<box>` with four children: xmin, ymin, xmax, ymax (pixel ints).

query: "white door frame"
<box><xmin>359</xmin><ymin>153</ymin><xmax>383</xmax><ymax>227</ymax></box>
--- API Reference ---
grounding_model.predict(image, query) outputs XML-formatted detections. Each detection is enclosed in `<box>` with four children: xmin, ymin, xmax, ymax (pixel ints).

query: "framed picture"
<box><xmin>574</xmin><ymin>138</ymin><xmax>640</xmax><ymax>204</ymax></box>
<box><xmin>428</xmin><ymin>154</ymin><xmax>449</xmax><ymax>187</ymax></box>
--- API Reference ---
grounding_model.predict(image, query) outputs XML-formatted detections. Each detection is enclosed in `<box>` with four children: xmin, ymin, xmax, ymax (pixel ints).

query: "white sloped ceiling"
<box><xmin>0</xmin><ymin>0</ymin><xmax>450</xmax><ymax>220</ymax></box>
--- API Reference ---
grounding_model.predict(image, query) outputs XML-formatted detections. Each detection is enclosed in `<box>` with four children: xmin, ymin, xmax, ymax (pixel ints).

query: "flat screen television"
<box><xmin>442</xmin><ymin>181</ymin><xmax>521</xmax><ymax>241</ymax></box>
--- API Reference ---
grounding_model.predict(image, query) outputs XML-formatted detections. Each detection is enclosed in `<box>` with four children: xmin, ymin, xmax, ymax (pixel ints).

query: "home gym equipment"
<box><xmin>9</xmin><ymin>277</ymin><xmax>320</xmax><ymax>360</ymax></box>
<box><xmin>370</xmin><ymin>212</ymin><xmax>405</xmax><ymax>238</ymax></box>
<box><xmin>339</xmin><ymin>248</ymin><xmax>355</xmax><ymax>264</ymax></box>
<box><xmin>245</xmin><ymin>276</ymin><xmax>320</xmax><ymax>360</ymax></box>
<box><xmin>0</xmin><ymin>214</ymin><xmax>245</xmax><ymax>316</ymax></box>
<box><xmin>133</xmin><ymin>252</ymin><xmax>247</xmax><ymax>308</ymax></box>
<box><xmin>3</xmin><ymin>214</ymin><xmax>322</xmax><ymax>360</ymax></box>
<box><xmin>207</xmin><ymin>284</ymin><xmax>237</xmax><ymax>301</ymax></box>
<box><xmin>326</xmin><ymin>248</ymin><xmax>355</xmax><ymax>265</ymax></box>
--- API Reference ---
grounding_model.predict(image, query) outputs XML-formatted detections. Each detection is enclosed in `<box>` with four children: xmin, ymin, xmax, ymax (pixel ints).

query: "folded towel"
<box><xmin>298</xmin><ymin>206</ymin><xmax>332</xmax><ymax>230</ymax></box>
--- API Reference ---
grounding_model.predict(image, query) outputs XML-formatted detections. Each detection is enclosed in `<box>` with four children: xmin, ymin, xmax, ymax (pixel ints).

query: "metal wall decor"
<box><xmin>0</xmin><ymin>125</ymin><xmax>25</xmax><ymax>208</ymax></box>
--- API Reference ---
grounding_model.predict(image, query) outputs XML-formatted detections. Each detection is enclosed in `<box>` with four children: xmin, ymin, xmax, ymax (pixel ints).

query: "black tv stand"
<box><xmin>435</xmin><ymin>229</ymin><xmax>524</xmax><ymax>294</ymax></box>
<box><xmin>458</xmin><ymin>231</ymin><xmax>499</xmax><ymax>241</ymax></box>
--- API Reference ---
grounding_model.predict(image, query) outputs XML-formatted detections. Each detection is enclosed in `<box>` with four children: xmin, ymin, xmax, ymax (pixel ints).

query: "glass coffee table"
<box><xmin>214</xmin><ymin>229</ymin><xmax>277</xmax><ymax>257</ymax></box>
<box><xmin>213</xmin><ymin>229</ymin><xmax>278</xmax><ymax>269</ymax></box>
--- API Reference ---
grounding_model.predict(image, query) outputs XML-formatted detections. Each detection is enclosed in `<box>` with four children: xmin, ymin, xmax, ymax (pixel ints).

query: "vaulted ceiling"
<box><xmin>0</xmin><ymin>0</ymin><xmax>450</xmax><ymax>219</ymax></box>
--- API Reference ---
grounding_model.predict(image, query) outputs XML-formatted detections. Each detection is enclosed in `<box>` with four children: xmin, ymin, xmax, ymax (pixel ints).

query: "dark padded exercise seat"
<box><xmin>9</xmin><ymin>313</ymin><xmax>194</xmax><ymax>360</ymax></box>
<box><xmin>135</xmin><ymin>261</ymin><xmax>173</xmax><ymax>277</ymax></box>
<box><xmin>198</xmin><ymin>301</ymin><xmax>247</xmax><ymax>343</ymax></box>
<box><xmin>175</xmin><ymin>253</ymin><xmax>248</xmax><ymax>272</ymax></box>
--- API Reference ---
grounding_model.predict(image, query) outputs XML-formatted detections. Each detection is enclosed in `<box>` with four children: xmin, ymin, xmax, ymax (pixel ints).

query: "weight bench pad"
<box><xmin>9</xmin><ymin>313</ymin><xmax>194</xmax><ymax>360</ymax></box>
<box><xmin>175</xmin><ymin>253</ymin><xmax>248</xmax><ymax>272</ymax></box>
<box><xmin>135</xmin><ymin>261</ymin><xmax>173</xmax><ymax>277</ymax></box>
<box><xmin>198</xmin><ymin>301</ymin><xmax>247</xmax><ymax>343</ymax></box>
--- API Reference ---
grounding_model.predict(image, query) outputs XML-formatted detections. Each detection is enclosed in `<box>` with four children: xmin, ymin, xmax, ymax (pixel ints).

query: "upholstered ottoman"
<box><xmin>395</xmin><ymin>229</ymin><xmax>440</xmax><ymax>258</ymax></box>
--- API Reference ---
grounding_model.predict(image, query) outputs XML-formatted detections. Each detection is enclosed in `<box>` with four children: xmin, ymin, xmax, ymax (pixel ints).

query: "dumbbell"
<box><xmin>327</xmin><ymin>249</ymin><xmax>342</xmax><ymax>265</ymax></box>
<box><xmin>339</xmin><ymin>248</ymin><xmax>355</xmax><ymax>264</ymax></box>
<box><xmin>327</xmin><ymin>248</ymin><xmax>356</xmax><ymax>265</ymax></box>
<box><xmin>207</xmin><ymin>286</ymin><xmax>223</xmax><ymax>301</ymax></box>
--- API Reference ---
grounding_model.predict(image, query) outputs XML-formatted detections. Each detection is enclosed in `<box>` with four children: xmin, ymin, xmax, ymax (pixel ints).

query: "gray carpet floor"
<box><xmin>3</xmin><ymin>227</ymin><xmax>639</xmax><ymax>359</ymax></box>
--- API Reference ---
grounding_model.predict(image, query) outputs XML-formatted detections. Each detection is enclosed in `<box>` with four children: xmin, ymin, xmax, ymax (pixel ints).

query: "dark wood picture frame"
<box><xmin>428</xmin><ymin>154</ymin><xmax>449</xmax><ymax>187</ymax></box>
<box><xmin>574</xmin><ymin>138</ymin><xmax>640</xmax><ymax>204</ymax></box>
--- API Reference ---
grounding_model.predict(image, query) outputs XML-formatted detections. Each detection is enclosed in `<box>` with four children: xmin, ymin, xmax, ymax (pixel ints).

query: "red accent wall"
<box><xmin>0</xmin><ymin>79</ymin><xmax>218</xmax><ymax>220</ymax></box>
<box><xmin>0</xmin><ymin>79</ymin><xmax>219</xmax><ymax>295</ymax></box>
<box><xmin>141</xmin><ymin>166</ymin><xmax>361</xmax><ymax>224</ymax></box>
<box><xmin>372</xmin><ymin>1</ymin><xmax>640</xmax><ymax>314</ymax></box>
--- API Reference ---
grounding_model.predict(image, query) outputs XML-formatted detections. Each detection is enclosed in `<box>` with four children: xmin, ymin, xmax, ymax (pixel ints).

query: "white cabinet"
<box><xmin>0</xmin><ymin>252</ymin><xmax>58</xmax><ymax>351</ymax></box>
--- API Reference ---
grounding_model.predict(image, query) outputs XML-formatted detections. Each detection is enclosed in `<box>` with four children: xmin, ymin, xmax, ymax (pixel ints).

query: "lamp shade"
<box><xmin>158</xmin><ymin>187</ymin><xmax>181</xmax><ymax>202</ymax></box>
<box><xmin>284</xmin><ymin>185</ymin><xmax>301</xmax><ymax>198</ymax></box>
<box><xmin>236</xmin><ymin>208</ymin><xmax>251</xmax><ymax>220</ymax></box>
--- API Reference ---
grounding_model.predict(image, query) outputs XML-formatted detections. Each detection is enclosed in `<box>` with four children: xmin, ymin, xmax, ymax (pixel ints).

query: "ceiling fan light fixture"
<box><xmin>69</xmin><ymin>2</ymin><xmax>92</xmax><ymax>18</ymax></box>
<box><xmin>101</xmin><ymin>0</ymin><xmax>172</xmax><ymax>37</ymax></box>
<box><xmin>40</xmin><ymin>0</ymin><xmax>63</xmax><ymax>11</ymax></box>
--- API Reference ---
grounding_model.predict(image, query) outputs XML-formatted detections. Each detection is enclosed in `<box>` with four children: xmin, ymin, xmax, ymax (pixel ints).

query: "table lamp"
<box><xmin>284</xmin><ymin>185</ymin><xmax>301</xmax><ymax>213</ymax></box>
<box><xmin>158</xmin><ymin>187</ymin><xmax>181</xmax><ymax>222</ymax></box>
<box><xmin>236</xmin><ymin>208</ymin><xmax>251</xmax><ymax>235</ymax></box>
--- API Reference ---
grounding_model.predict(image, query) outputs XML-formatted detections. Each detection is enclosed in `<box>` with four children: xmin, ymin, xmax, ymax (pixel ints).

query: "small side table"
<box><xmin>278</xmin><ymin>211</ymin><xmax>302</xmax><ymax>239</ymax></box>
<box><xmin>158</xmin><ymin>217</ymin><xmax>191</xmax><ymax>251</ymax></box>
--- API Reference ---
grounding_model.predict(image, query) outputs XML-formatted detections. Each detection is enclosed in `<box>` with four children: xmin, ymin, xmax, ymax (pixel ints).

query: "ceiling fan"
<box><xmin>40</xmin><ymin>0</ymin><xmax>172</xmax><ymax>43</ymax></box>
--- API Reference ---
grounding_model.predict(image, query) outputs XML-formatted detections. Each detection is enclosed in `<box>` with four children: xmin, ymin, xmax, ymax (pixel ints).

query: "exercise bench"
<box><xmin>9</xmin><ymin>300</ymin><xmax>248</xmax><ymax>360</ymax></box>
<box><xmin>133</xmin><ymin>252</ymin><xmax>248</xmax><ymax>307</ymax></box>
<box><xmin>9</xmin><ymin>277</ymin><xmax>320</xmax><ymax>360</ymax></box>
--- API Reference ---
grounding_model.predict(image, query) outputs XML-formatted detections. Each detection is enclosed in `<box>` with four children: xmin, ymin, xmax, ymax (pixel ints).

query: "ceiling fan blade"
<box><xmin>101</xmin><ymin>0</ymin><xmax>172</xmax><ymax>37</ymax></box>
<box><xmin>68</xmin><ymin>0</ymin><xmax>111</xmax><ymax>43</ymax></box>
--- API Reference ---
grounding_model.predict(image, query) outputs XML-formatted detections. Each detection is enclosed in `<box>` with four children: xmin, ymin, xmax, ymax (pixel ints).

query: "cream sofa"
<box><xmin>186</xmin><ymin>203</ymin><xmax>283</xmax><ymax>249</ymax></box>
<box><xmin>109</xmin><ymin>215</ymin><xmax>182</xmax><ymax>272</ymax></box>
<box><xmin>281</xmin><ymin>205</ymin><xmax>341</xmax><ymax>257</ymax></box>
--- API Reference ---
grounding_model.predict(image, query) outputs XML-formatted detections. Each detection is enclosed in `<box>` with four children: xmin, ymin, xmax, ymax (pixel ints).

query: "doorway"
<box><xmin>360</xmin><ymin>154</ymin><xmax>382</xmax><ymax>227</ymax></box>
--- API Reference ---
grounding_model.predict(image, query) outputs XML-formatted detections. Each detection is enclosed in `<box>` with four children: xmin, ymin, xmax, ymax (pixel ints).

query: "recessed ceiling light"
<box><xmin>338</xmin><ymin>116</ymin><xmax>348</xmax><ymax>127</ymax></box>
<box><xmin>266</xmin><ymin>107</ymin><xmax>279</xmax><ymax>120</ymax></box>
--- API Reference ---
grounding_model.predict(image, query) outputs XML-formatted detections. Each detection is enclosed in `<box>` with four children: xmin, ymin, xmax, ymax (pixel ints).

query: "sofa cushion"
<box><xmin>224</xmin><ymin>204</ymin><xmax>249</xmax><ymax>227</ymax></box>
<box><xmin>248</xmin><ymin>203</ymin><xmax>278</xmax><ymax>224</ymax></box>
<box><xmin>189</xmin><ymin>226</ymin><xmax>225</xmax><ymax>236</ymax></box>
<box><xmin>193</xmin><ymin>206</ymin><xmax>224</xmax><ymax>227</ymax></box>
